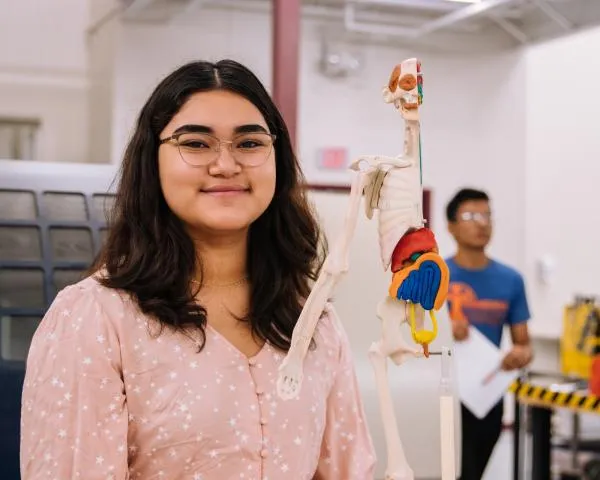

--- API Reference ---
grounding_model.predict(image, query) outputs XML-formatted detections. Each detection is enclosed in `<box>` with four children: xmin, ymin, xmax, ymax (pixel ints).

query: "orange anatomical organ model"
<box><xmin>388</xmin><ymin>228</ymin><xmax>449</xmax><ymax>357</ymax></box>
<box><xmin>277</xmin><ymin>59</ymin><xmax>455</xmax><ymax>480</ymax></box>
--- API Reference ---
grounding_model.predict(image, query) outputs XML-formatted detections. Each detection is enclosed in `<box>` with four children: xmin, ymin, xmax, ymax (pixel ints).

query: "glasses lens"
<box><xmin>231</xmin><ymin>133</ymin><xmax>274</xmax><ymax>166</ymax></box>
<box><xmin>460</xmin><ymin>212</ymin><xmax>491</xmax><ymax>223</ymax></box>
<box><xmin>176</xmin><ymin>132</ymin><xmax>218</xmax><ymax>166</ymax></box>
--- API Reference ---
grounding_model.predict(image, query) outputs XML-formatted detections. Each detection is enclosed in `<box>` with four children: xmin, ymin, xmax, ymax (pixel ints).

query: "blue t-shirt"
<box><xmin>445</xmin><ymin>257</ymin><xmax>530</xmax><ymax>347</ymax></box>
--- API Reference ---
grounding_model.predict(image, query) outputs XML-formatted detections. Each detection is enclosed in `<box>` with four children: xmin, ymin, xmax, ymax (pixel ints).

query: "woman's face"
<box><xmin>158</xmin><ymin>90</ymin><xmax>276</xmax><ymax>237</ymax></box>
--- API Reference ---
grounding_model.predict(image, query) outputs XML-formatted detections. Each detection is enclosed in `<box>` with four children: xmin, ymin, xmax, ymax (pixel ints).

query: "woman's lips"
<box><xmin>201</xmin><ymin>186</ymin><xmax>250</xmax><ymax>197</ymax></box>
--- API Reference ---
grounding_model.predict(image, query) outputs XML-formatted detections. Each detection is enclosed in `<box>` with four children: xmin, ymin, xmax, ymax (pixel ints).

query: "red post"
<box><xmin>423</xmin><ymin>188</ymin><xmax>432</xmax><ymax>229</ymax></box>
<box><xmin>272</xmin><ymin>0</ymin><xmax>301</xmax><ymax>148</ymax></box>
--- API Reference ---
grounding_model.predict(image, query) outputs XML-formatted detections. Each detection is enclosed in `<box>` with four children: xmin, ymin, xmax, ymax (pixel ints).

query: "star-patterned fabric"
<box><xmin>20</xmin><ymin>276</ymin><xmax>376</xmax><ymax>479</ymax></box>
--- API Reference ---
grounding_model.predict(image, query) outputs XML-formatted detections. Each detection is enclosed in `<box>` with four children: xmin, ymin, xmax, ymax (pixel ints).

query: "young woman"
<box><xmin>20</xmin><ymin>60</ymin><xmax>376</xmax><ymax>479</ymax></box>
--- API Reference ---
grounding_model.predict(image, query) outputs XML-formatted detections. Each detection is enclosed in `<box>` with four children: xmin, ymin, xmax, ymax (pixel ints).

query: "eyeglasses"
<box><xmin>160</xmin><ymin>131</ymin><xmax>276</xmax><ymax>167</ymax></box>
<box><xmin>458</xmin><ymin>211</ymin><xmax>492</xmax><ymax>223</ymax></box>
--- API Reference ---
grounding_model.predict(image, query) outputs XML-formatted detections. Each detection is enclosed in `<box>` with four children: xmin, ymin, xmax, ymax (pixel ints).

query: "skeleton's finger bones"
<box><xmin>277</xmin><ymin>359</ymin><xmax>304</xmax><ymax>400</ymax></box>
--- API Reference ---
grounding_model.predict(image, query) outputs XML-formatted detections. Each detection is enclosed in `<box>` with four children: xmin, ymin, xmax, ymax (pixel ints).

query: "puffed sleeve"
<box><xmin>314</xmin><ymin>306</ymin><xmax>377</xmax><ymax>479</ymax></box>
<box><xmin>20</xmin><ymin>283</ymin><xmax>129</xmax><ymax>480</ymax></box>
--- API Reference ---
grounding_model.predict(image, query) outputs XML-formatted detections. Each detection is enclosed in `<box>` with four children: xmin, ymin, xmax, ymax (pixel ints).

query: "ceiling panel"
<box><xmin>119</xmin><ymin>0</ymin><xmax>600</xmax><ymax>52</ymax></box>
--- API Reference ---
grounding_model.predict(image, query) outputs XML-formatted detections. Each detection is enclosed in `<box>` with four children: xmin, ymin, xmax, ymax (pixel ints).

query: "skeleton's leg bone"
<box><xmin>277</xmin><ymin>171</ymin><xmax>371</xmax><ymax>400</ymax></box>
<box><xmin>369</xmin><ymin>340</ymin><xmax>415</xmax><ymax>480</ymax></box>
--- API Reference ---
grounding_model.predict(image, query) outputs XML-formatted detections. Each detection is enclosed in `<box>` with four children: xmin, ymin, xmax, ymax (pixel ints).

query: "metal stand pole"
<box><xmin>531</xmin><ymin>406</ymin><xmax>552</xmax><ymax>480</ymax></box>
<box><xmin>513</xmin><ymin>394</ymin><xmax>521</xmax><ymax>480</ymax></box>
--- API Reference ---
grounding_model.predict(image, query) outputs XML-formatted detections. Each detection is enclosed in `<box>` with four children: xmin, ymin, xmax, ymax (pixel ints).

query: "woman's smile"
<box><xmin>200</xmin><ymin>184</ymin><xmax>251</xmax><ymax>198</ymax></box>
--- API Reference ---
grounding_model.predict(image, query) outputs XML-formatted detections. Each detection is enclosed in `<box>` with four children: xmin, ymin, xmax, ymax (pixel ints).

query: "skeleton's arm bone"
<box><xmin>277</xmin><ymin>273</ymin><xmax>335</xmax><ymax>399</ymax></box>
<box><xmin>323</xmin><ymin>169</ymin><xmax>371</xmax><ymax>274</ymax></box>
<box><xmin>295</xmin><ymin>170</ymin><xmax>370</xmax><ymax>353</ymax></box>
<box><xmin>277</xmin><ymin>171</ymin><xmax>371</xmax><ymax>399</ymax></box>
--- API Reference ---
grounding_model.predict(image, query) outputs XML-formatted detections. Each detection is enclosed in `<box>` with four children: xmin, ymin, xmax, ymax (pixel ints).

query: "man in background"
<box><xmin>445</xmin><ymin>188</ymin><xmax>533</xmax><ymax>480</ymax></box>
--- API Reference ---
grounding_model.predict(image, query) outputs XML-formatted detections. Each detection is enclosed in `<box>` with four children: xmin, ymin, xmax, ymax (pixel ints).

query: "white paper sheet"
<box><xmin>453</xmin><ymin>327</ymin><xmax>518</xmax><ymax>419</ymax></box>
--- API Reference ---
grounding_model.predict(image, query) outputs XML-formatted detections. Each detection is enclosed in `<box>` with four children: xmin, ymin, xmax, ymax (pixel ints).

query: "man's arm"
<box><xmin>502</xmin><ymin>322</ymin><xmax>534</xmax><ymax>370</ymax></box>
<box><xmin>502</xmin><ymin>273</ymin><xmax>534</xmax><ymax>370</ymax></box>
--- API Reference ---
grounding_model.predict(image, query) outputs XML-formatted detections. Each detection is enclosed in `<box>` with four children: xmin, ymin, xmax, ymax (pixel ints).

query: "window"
<box><xmin>0</xmin><ymin>163</ymin><xmax>118</xmax><ymax>476</ymax></box>
<box><xmin>0</xmin><ymin>188</ymin><xmax>114</xmax><ymax>361</ymax></box>
<box><xmin>0</xmin><ymin>117</ymin><xmax>40</xmax><ymax>160</ymax></box>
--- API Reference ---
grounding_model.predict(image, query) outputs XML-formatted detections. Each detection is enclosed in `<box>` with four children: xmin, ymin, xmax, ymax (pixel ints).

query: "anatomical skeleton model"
<box><xmin>277</xmin><ymin>59</ymin><xmax>455</xmax><ymax>480</ymax></box>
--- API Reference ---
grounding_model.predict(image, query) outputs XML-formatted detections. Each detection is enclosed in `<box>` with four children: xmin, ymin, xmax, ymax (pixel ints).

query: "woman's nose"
<box><xmin>209</xmin><ymin>146</ymin><xmax>241</xmax><ymax>176</ymax></box>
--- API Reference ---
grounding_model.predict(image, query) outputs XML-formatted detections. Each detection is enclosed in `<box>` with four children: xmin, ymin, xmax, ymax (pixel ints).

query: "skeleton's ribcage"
<box><xmin>377</xmin><ymin>161</ymin><xmax>423</xmax><ymax>270</ymax></box>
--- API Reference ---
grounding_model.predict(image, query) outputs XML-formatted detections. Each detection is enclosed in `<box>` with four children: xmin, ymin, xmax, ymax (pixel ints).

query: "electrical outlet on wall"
<box><xmin>536</xmin><ymin>255</ymin><xmax>557</xmax><ymax>285</ymax></box>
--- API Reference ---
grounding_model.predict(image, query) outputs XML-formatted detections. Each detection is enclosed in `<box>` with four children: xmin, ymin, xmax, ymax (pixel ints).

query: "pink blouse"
<box><xmin>20</xmin><ymin>277</ymin><xmax>376</xmax><ymax>479</ymax></box>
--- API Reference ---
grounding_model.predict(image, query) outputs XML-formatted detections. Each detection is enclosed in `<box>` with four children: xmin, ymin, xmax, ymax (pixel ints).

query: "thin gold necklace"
<box><xmin>191</xmin><ymin>276</ymin><xmax>249</xmax><ymax>288</ymax></box>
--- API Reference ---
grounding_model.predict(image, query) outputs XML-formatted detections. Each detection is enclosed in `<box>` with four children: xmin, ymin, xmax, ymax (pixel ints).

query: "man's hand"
<box><xmin>503</xmin><ymin>324</ymin><xmax>534</xmax><ymax>371</ymax></box>
<box><xmin>501</xmin><ymin>345</ymin><xmax>533</xmax><ymax>371</ymax></box>
<box><xmin>452</xmin><ymin>320</ymin><xmax>469</xmax><ymax>341</ymax></box>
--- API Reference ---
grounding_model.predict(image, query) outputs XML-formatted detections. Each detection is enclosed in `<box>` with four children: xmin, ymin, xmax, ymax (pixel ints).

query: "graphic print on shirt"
<box><xmin>447</xmin><ymin>282</ymin><xmax>508</xmax><ymax>326</ymax></box>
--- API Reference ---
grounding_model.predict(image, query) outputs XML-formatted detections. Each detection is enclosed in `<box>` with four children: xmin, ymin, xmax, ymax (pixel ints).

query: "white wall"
<box><xmin>524</xmin><ymin>26</ymin><xmax>600</xmax><ymax>339</ymax></box>
<box><xmin>0</xmin><ymin>0</ymin><xmax>90</xmax><ymax>163</ymax></box>
<box><xmin>87</xmin><ymin>0</ymin><xmax>122</xmax><ymax>164</ymax></box>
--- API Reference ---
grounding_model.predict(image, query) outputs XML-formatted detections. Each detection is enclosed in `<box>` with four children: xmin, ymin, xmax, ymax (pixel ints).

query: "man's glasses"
<box><xmin>458</xmin><ymin>212</ymin><xmax>492</xmax><ymax>224</ymax></box>
<box><xmin>160</xmin><ymin>131</ymin><xmax>276</xmax><ymax>168</ymax></box>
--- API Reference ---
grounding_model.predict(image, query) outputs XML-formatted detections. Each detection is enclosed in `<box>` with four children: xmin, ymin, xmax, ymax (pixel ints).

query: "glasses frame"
<box><xmin>159</xmin><ymin>131</ymin><xmax>277</xmax><ymax>168</ymax></box>
<box><xmin>458</xmin><ymin>211</ymin><xmax>492</xmax><ymax>224</ymax></box>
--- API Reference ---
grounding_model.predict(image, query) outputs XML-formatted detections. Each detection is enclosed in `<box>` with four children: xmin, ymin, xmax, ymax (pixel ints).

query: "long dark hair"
<box><xmin>93</xmin><ymin>59</ymin><xmax>325</xmax><ymax>351</ymax></box>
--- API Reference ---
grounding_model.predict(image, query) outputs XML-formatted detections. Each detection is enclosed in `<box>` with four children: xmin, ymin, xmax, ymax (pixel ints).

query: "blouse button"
<box><xmin>260</xmin><ymin>417</ymin><xmax>268</xmax><ymax>425</ymax></box>
<box><xmin>256</xmin><ymin>387</ymin><xmax>264</xmax><ymax>395</ymax></box>
<box><xmin>260</xmin><ymin>449</ymin><xmax>268</xmax><ymax>458</ymax></box>
<box><xmin>248</xmin><ymin>358</ymin><xmax>257</xmax><ymax>366</ymax></box>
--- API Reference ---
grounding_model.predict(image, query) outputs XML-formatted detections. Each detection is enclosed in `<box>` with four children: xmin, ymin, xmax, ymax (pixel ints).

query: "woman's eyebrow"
<box><xmin>172</xmin><ymin>124</ymin><xmax>212</xmax><ymax>135</ymax></box>
<box><xmin>171</xmin><ymin>124</ymin><xmax>269</xmax><ymax>136</ymax></box>
<box><xmin>233</xmin><ymin>124</ymin><xmax>269</xmax><ymax>134</ymax></box>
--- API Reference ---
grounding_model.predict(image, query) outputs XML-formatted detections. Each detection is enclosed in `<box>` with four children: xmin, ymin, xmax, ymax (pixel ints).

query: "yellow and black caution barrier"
<box><xmin>509</xmin><ymin>380</ymin><xmax>600</xmax><ymax>414</ymax></box>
